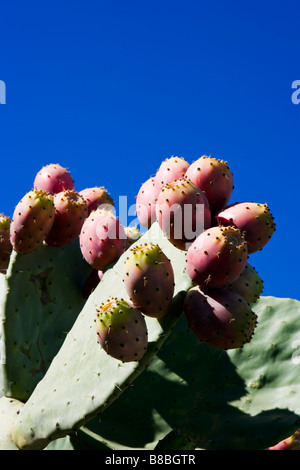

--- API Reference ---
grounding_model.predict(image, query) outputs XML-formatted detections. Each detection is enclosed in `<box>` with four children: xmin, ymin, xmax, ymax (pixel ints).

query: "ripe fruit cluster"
<box><xmin>2</xmin><ymin>163</ymin><xmax>124</xmax><ymax>271</ymax></box>
<box><xmin>0</xmin><ymin>155</ymin><xmax>276</xmax><ymax>360</ymax></box>
<box><xmin>136</xmin><ymin>154</ymin><xmax>276</xmax><ymax>350</ymax></box>
<box><xmin>95</xmin><ymin>153</ymin><xmax>276</xmax><ymax>362</ymax></box>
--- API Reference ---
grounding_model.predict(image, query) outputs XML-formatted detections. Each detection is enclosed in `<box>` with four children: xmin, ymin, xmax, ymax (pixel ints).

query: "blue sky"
<box><xmin>0</xmin><ymin>0</ymin><xmax>299</xmax><ymax>300</ymax></box>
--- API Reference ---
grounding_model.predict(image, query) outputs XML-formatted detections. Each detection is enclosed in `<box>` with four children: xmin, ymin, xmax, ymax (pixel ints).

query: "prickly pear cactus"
<box><xmin>10</xmin><ymin>223</ymin><xmax>192</xmax><ymax>450</ymax></box>
<box><xmin>0</xmin><ymin>154</ymin><xmax>296</xmax><ymax>452</ymax></box>
<box><xmin>0</xmin><ymin>240</ymin><xmax>92</xmax><ymax>401</ymax></box>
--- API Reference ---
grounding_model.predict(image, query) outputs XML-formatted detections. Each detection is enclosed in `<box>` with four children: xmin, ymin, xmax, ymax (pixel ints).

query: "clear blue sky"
<box><xmin>0</xmin><ymin>0</ymin><xmax>299</xmax><ymax>300</ymax></box>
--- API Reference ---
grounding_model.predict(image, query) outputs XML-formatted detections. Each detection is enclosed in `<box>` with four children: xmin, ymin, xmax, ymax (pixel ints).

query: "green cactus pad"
<box><xmin>11</xmin><ymin>223</ymin><xmax>192</xmax><ymax>450</ymax></box>
<box><xmin>45</xmin><ymin>428</ymin><xmax>114</xmax><ymax>450</ymax></box>
<box><xmin>86</xmin><ymin>296</ymin><xmax>300</xmax><ymax>450</ymax></box>
<box><xmin>0</xmin><ymin>240</ymin><xmax>92</xmax><ymax>401</ymax></box>
<box><xmin>0</xmin><ymin>397</ymin><xmax>24</xmax><ymax>450</ymax></box>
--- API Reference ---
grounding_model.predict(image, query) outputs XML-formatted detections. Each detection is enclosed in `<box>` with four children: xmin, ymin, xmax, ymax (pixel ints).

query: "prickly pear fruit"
<box><xmin>124</xmin><ymin>243</ymin><xmax>174</xmax><ymax>319</ymax></box>
<box><xmin>45</xmin><ymin>190</ymin><xmax>88</xmax><ymax>247</ymax></box>
<box><xmin>183</xmin><ymin>286</ymin><xmax>257</xmax><ymax>350</ymax></box>
<box><xmin>185</xmin><ymin>225</ymin><xmax>248</xmax><ymax>288</ymax></box>
<box><xmin>10</xmin><ymin>190</ymin><xmax>55</xmax><ymax>254</ymax></box>
<box><xmin>227</xmin><ymin>263</ymin><xmax>264</xmax><ymax>304</ymax></box>
<box><xmin>216</xmin><ymin>202</ymin><xmax>276</xmax><ymax>254</ymax></box>
<box><xmin>155</xmin><ymin>156</ymin><xmax>190</xmax><ymax>186</ymax></box>
<box><xmin>33</xmin><ymin>163</ymin><xmax>75</xmax><ymax>194</ymax></box>
<box><xmin>136</xmin><ymin>177</ymin><xmax>161</xmax><ymax>228</ymax></box>
<box><xmin>267</xmin><ymin>429</ymin><xmax>300</xmax><ymax>450</ymax></box>
<box><xmin>79</xmin><ymin>187</ymin><xmax>114</xmax><ymax>215</ymax></box>
<box><xmin>0</xmin><ymin>214</ymin><xmax>12</xmax><ymax>273</ymax></box>
<box><xmin>185</xmin><ymin>155</ymin><xmax>234</xmax><ymax>213</ymax></box>
<box><xmin>155</xmin><ymin>178</ymin><xmax>211</xmax><ymax>251</ymax></box>
<box><xmin>94</xmin><ymin>298</ymin><xmax>148</xmax><ymax>362</ymax></box>
<box><xmin>79</xmin><ymin>208</ymin><xmax>126</xmax><ymax>270</ymax></box>
<box><xmin>124</xmin><ymin>225</ymin><xmax>141</xmax><ymax>249</ymax></box>
<box><xmin>136</xmin><ymin>157</ymin><xmax>190</xmax><ymax>229</ymax></box>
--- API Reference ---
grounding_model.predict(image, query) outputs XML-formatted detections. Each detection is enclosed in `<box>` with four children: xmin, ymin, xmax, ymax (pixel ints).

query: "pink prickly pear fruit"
<box><xmin>0</xmin><ymin>214</ymin><xmax>12</xmax><ymax>273</ymax></box>
<box><xmin>33</xmin><ymin>163</ymin><xmax>75</xmax><ymax>194</ymax></box>
<box><xmin>79</xmin><ymin>208</ymin><xmax>126</xmax><ymax>270</ymax></box>
<box><xmin>216</xmin><ymin>202</ymin><xmax>276</xmax><ymax>254</ymax></box>
<box><xmin>183</xmin><ymin>286</ymin><xmax>258</xmax><ymax>350</ymax></box>
<box><xmin>45</xmin><ymin>190</ymin><xmax>88</xmax><ymax>247</ymax></box>
<box><xmin>136</xmin><ymin>177</ymin><xmax>161</xmax><ymax>228</ymax></box>
<box><xmin>124</xmin><ymin>243</ymin><xmax>174</xmax><ymax>319</ymax></box>
<box><xmin>136</xmin><ymin>156</ymin><xmax>190</xmax><ymax>229</ymax></box>
<box><xmin>10</xmin><ymin>190</ymin><xmax>55</xmax><ymax>254</ymax></box>
<box><xmin>155</xmin><ymin>156</ymin><xmax>190</xmax><ymax>186</ymax></box>
<box><xmin>227</xmin><ymin>262</ymin><xmax>264</xmax><ymax>304</ymax></box>
<box><xmin>185</xmin><ymin>155</ymin><xmax>234</xmax><ymax>213</ymax></box>
<box><xmin>94</xmin><ymin>298</ymin><xmax>148</xmax><ymax>362</ymax></box>
<box><xmin>79</xmin><ymin>186</ymin><xmax>114</xmax><ymax>215</ymax></box>
<box><xmin>155</xmin><ymin>178</ymin><xmax>211</xmax><ymax>251</ymax></box>
<box><xmin>185</xmin><ymin>225</ymin><xmax>248</xmax><ymax>288</ymax></box>
<box><xmin>267</xmin><ymin>429</ymin><xmax>300</xmax><ymax>450</ymax></box>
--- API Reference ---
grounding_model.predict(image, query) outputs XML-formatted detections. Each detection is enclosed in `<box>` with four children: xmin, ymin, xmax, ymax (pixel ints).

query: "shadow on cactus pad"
<box><xmin>83</xmin><ymin>296</ymin><xmax>300</xmax><ymax>450</ymax></box>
